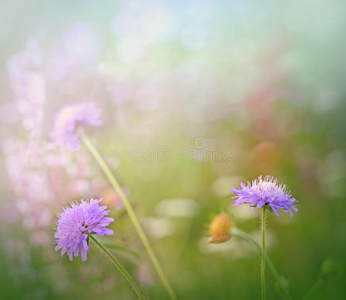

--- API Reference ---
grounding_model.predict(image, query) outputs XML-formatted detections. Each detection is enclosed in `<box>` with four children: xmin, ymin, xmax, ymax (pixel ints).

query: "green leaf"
<box><xmin>103</xmin><ymin>242</ymin><xmax>140</xmax><ymax>258</ymax></box>
<box><xmin>320</xmin><ymin>258</ymin><xmax>341</xmax><ymax>281</ymax></box>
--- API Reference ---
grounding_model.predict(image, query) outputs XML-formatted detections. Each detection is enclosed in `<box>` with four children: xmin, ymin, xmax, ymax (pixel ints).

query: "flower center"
<box><xmin>255</xmin><ymin>181</ymin><xmax>276</xmax><ymax>192</ymax></box>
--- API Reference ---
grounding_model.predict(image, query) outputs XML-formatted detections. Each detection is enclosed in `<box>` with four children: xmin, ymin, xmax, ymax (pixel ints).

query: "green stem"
<box><xmin>262</xmin><ymin>207</ymin><xmax>266</xmax><ymax>300</ymax></box>
<box><xmin>231</xmin><ymin>227</ymin><xmax>292</xmax><ymax>300</ymax></box>
<box><xmin>90</xmin><ymin>235</ymin><xmax>144</xmax><ymax>300</ymax></box>
<box><xmin>303</xmin><ymin>278</ymin><xmax>323</xmax><ymax>300</ymax></box>
<box><xmin>81</xmin><ymin>132</ymin><xmax>176</xmax><ymax>300</ymax></box>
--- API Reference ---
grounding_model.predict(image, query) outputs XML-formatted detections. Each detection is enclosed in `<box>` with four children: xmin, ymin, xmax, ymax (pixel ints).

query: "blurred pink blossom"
<box><xmin>7</xmin><ymin>40</ymin><xmax>45</xmax><ymax>138</ymax></box>
<box><xmin>101</xmin><ymin>187</ymin><xmax>126</xmax><ymax>210</ymax></box>
<box><xmin>4</xmin><ymin>39</ymin><xmax>106</xmax><ymax>246</ymax></box>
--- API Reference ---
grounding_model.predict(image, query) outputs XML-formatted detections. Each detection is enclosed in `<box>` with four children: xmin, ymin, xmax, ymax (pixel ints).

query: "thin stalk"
<box><xmin>90</xmin><ymin>235</ymin><xmax>144</xmax><ymax>300</ymax></box>
<box><xmin>303</xmin><ymin>278</ymin><xmax>323</xmax><ymax>300</ymax></box>
<box><xmin>231</xmin><ymin>227</ymin><xmax>292</xmax><ymax>300</ymax></box>
<box><xmin>262</xmin><ymin>207</ymin><xmax>266</xmax><ymax>300</ymax></box>
<box><xmin>81</xmin><ymin>132</ymin><xmax>176</xmax><ymax>300</ymax></box>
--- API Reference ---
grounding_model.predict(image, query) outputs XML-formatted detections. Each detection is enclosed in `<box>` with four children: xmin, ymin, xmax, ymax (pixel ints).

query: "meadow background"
<box><xmin>0</xmin><ymin>0</ymin><xmax>345</xmax><ymax>299</ymax></box>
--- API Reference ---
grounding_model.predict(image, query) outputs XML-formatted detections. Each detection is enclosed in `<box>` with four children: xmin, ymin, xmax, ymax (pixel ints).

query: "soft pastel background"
<box><xmin>1</xmin><ymin>0</ymin><xmax>345</xmax><ymax>299</ymax></box>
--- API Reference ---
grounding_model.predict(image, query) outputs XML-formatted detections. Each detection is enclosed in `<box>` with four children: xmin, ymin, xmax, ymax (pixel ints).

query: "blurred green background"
<box><xmin>0</xmin><ymin>0</ymin><xmax>345</xmax><ymax>299</ymax></box>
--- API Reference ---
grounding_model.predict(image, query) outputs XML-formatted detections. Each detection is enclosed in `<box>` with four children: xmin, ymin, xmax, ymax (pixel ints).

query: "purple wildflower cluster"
<box><xmin>54</xmin><ymin>199</ymin><xmax>114</xmax><ymax>261</ymax></box>
<box><xmin>50</xmin><ymin>102</ymin><xmax>102</xmax><ymax>151</ymax></box>
<box><xmin>232</xmin><ymin>175</ymin><xmax>298</xmax><ymax>217</ymax></box>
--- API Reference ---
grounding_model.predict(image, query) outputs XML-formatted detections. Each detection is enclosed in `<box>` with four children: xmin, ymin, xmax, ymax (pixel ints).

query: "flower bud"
<box><xmin>209</xmin><ymin>213</ymin><xmax>232</xmax><ymax>243</ymax></box>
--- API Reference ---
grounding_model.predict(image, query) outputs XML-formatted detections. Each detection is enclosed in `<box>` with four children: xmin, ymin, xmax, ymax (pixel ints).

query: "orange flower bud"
<box><xmin>209</xmin><ymin>213</ymin><xmax>232</xmax><ymax>243</ymax></box>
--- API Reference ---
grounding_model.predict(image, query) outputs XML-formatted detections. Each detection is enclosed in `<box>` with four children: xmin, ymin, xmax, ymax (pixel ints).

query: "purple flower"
<box><xmin>54</xmin><ymin>198</ymin><xmax>114</xmax><ymax>261</ymax></box>
<box><xmin>232</xmin><ymin>175</ymin><xmax>298</xmax><ymax>217</ymax></box>
<box><xmin>50</xmin><ymin>102</ymin><xmax>102</xmax><ymax>151</ymax></box>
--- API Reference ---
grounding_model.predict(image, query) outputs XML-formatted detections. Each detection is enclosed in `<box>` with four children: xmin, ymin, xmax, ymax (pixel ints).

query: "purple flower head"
<box><xmin>50</xmin><ymin>102</ymin><xmax>102</xmax><ymax>151</ymax></box>
<box><xmin>232</xmin><ymin>175</ymin><xmax>298</xmax><ymax>217</ymax></box>
<box><xmin>54</xmin><ymin>198</ymin><xmax>114</xmax><ymax>261</ymax></box>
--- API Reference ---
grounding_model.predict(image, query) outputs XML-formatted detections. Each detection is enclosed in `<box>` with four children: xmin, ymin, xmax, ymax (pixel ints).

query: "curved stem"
<box><xmin>81</xmin><ymin>132</ymin><xmax>176</xmax><ymax>300</ymax></box>
<box><xmin>90</xmin><ymin>235</ymin><xmax>144</xmax><ymax>300</ymax></box>
<box><xmin>231</xmin><ymin>227</ymin><xmax>292</xmax><ymax>300</ymax></box>
<box><xmin>261</xmin><ymin>207</ymin><xmax>266</xmax><ymax>300</ymax></box>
